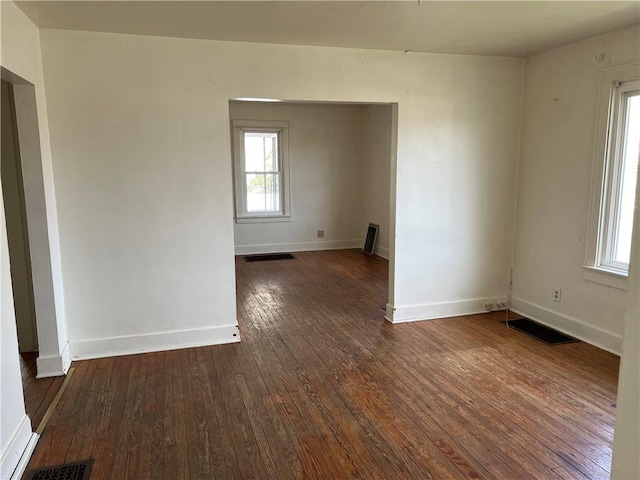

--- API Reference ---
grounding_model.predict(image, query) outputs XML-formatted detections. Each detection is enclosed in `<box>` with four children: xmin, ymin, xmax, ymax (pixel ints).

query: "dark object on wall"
<box><xmin>25</xmin><ymin>459</ymin><xmax>93</xmax><ymax>480</ymax></box>
<box><xmin>244</xmin><ymin>253</ymin><xmax>295</xmax><ymax>262</ymax></box>
<box><xmin>363</xmin><ymin>223</ymin><xmax>379</xmax><ymax>255</ymax></box>
<box><xmin>507</xmin><ymin>318</ymin><xmax>578</xmax><ymax>346</ymax></box>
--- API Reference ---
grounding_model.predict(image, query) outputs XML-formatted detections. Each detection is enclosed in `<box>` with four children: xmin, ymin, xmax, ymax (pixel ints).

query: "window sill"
<box><xmin>235</xmin><ymin>215</ymin><xmax>291</xmax><ymax>224</ymax></box>
<box><xmin>582</xmin><ymin>265</ymin><xmax>628</xmax><ymax>290</ymax></box>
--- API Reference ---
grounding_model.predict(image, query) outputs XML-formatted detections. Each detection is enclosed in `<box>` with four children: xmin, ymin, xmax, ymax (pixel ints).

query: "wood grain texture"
<box><xmin>25</xmin><ymin>249</ymin><xmax>620</xmax><ymax>479</ymax></box>
<box><xmin>19</xmin><ymin>352</ymin><xmax>65</xmax><ymax>429</ymax></box>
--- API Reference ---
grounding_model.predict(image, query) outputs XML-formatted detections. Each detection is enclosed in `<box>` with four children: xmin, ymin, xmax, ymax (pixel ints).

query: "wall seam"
<box><xmin>507</xmin><ymin>57</ymin><xmax>527</xmax><ymax>304</ymax></box>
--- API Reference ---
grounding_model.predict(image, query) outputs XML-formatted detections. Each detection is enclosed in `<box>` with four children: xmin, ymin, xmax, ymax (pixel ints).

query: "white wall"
<box><xmin>39</xmin><ymin>28</ymin><xmax>522</xmax><ymax>352</ymax></box>
<box><xmin>361</xmin><ymin>104</ymin><xmax>392</xmax><ymax>259</ymax></box>
<box><xmin>0</xmin><ymin>10</ymin><xmax>32</xmax><ymax>476</ymax></box>
<box><xmin>1</xmin><ymin>1</ymin><xmax>69</xmax><ymax>376</ymax></box>
<box><xmin>0</xmin><ymin>28</ymin><xmax>32</xmax><ymax>469</ymax></box>
<box><xmin>512</xmin><ymin>24</ymin><xmax>640</xmax><ymax>354</ymax></box>
<box><xmin>0</xmin><ymin>181</ymin><xmax>33</xmax><ymax>480</ymax></box>
<box><xmin>230</xmin><ymin>101</ymin><xmax>369</xmax><ymax>254</ymax></box>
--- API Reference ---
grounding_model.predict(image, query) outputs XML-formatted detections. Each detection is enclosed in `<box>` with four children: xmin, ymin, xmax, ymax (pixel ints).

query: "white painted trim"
<box><xmin>11</xmin><ymin>83</ymin><xmax>69</xmax><ymax>382</ymax></box>
<box><xmin>385</xmin><ymin>303</ymin><xmax>395</xmax><ymax>321</ymax></box>
<box><xmin>10</xmin><ymin>433</ymin><xmax>38</xmax><ymax>480</ymax></box>
<box><xmin>510</xmin><ymin>297</ymin><xmax>622</xmax><ymax>355</ymax></box>
<box><xmin>36</xmin><ymin>342</ymin><xmax>71</xmax><ymax>378</ymax></box>
<box><xmin>235</xmin><ymin>239</ymin><xmax>361</xmax><ymax>255</ymax></box>
<box><xmin>385</xmin><ymin>297</ymin><xmax>507</xmax><ymax>324</ymax></box>
<box><xmin>69</xmin><ymin>323</ymin><xmax>241</xmax><ymax>360</ymax></box>
<box><xmin>0</xmin><ymin>415</ymin><xmax>33</xmax><ymax>480</ymax></box>
<box><xmin>235</xmin><ymin>215</ymin><xmax>291</xmax><ymax>224</ymax></box>
<box><xmin>582</xmin><ymin>265</ymin><xmax>628</xmax><ymax>290</ymax></box>
<box><xmin>61</xmin><ymin>342</ymin><xmax>71</xmax><ymax>373</ymax></box>
<box><xmin>373</xmin><ymin>245</ymin><xmax>389</xmax><ymax>259</ymax></box>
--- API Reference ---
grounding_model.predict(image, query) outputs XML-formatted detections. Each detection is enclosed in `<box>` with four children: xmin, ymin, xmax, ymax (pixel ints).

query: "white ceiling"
<box><xmin>15</xmin><ymin>1</ymin><xmax>640</xmax><ymax>58</ymax></box>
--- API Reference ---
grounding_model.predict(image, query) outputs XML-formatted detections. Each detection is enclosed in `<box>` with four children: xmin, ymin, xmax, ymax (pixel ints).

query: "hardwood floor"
<box><xmin>25</xmin><ymin>249</ymin><xmax>620</xmax><ymax>479</ymax></box>
<box><xmin>19</xmin><ymin>351</ymin><xmax>65</xmax><ymax>430</ymax></box>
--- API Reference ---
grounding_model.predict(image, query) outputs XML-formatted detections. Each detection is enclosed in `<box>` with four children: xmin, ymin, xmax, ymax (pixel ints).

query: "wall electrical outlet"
<box><xmin>553</xmin><ymin>288</ymin><xmax>561</xmax><ymax>302</ymax></box>
<box><xmin>317</xmin><ymin>230</ymin><xmax>325</xmax><ymax>238</ymax></box>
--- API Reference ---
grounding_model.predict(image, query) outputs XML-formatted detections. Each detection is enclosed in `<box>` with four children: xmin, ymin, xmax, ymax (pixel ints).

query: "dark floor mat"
<box><xmin>507</xmin><ymin>318</ymin><xmax>578</xmax><ymax>345</ymax></box>
<box><xmin>25</xmin><ymin>460</ymin><xmax>93</xmax><ymax>480</ymax></box>
<box><xmin>244</xmin><ymin>253</ymin><xmax>295</xmax><ymax>262</ymax></box>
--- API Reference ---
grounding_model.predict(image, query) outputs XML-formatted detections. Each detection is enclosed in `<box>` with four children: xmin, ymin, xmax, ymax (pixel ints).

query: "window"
<box><xmin>585</xmin><ymin>65</ymin><xmax>640</xmax><ymax>287</ymax></box>
<box><xmin>600</xmin><ymin>82</ymin><xmax>639</xmax><ymax>270</ymax></box>
<box><xmin>232</xmin><ymin>120</ymin><xmax>290</xmax><ymax>223</ymax></box>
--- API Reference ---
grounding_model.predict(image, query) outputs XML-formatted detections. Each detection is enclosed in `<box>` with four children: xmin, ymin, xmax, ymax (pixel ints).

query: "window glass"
<box><xmin>613</xmin><ymin>93</ymin><xmax>640</xmax><ymax>264</ymax></box>
<box><xmin>244</xmin><ymin>133</ymin><xmax>278</xmax><ymax>172</ymax></box>
<box><xmin>246</xmin><ymin>173</ymin><xmax>280</xmax><ymax>213</ymax></box>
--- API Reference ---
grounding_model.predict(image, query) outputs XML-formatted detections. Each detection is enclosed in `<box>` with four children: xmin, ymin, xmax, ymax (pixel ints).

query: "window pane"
<box><xmin>244</xmin><ymin>132</ymin><xmax>279</xmax><ymax>172</ymax></box>
<box><xmin>613</xmin><ymin>93</ymin><xmax>640</xmax><ymax>264</ymax></box>
<box><xmin>246</xmin><ymin>173</ymin><xmax>280</xmax><ymax>213</ymax></box>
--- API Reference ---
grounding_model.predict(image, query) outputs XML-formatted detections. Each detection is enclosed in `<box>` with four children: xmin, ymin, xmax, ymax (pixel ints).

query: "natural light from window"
<box><xmin>613</xmin><ymin>93</ymin><xmax>639</xmax><ymax>265</ymax></box>
<box><xmin>244</xmin><ymin>132</ymin><xmax>280</xmax><ymax>213</ymax></box>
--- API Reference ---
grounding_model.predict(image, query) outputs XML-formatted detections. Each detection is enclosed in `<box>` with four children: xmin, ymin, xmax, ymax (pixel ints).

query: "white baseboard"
<box><xmin>510</xmin><ymin>297</ymin><xmax>622</xmax><ymax>355</ymax></box>
<box><xmin>385</xmin><ymin>297</ymin><xmax>507</xmax><ymax>323</ymax></box>
<box><xmin>10</xmin><ymin>433</ymin><xmax>38</xmax><ymax>480</ymax></box>
<box><xmin>69</xmin><ymin>323</ymin><xmax>241</xmax><ymax>360</ymax></box>
<box><xmin>235</xmin><ymin>239</ymin><xmax>361</xmax><ymax>255</ymax></box>
<box><xmin>36</xmin><ymin>342</ymin><xmax>71</xmax><ymax>378</ymax></box>
<box><xmin>373</xmin><ymin>245</ymin><xmax>389</xmax><ymax>259</ymax></box>
<box><xmin>0</xmin><ymin>415</ymin><xmax>34</xmax><ymax>480</ymax></box>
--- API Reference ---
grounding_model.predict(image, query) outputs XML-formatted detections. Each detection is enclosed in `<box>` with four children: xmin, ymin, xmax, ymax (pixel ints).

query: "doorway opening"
<box><xmin>1</xmin><ymin>67</ymin><xmax>66</xmax><ymax>386</ymax></box>
<box><xmin>228</xmin><ymin>99</ymin><xmax>398</xmax><ymax>329</ymax></box>
<box><xmin>1</xmin><ymin>68</ymin><xmax>68</xmax><ymax>431</ymax></box>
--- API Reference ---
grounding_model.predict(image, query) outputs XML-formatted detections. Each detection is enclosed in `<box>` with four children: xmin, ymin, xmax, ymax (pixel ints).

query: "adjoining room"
<box><xmin>229</xmin><ymin>100</ymin><xmax>393</xmax><ymax>261</ymax></box>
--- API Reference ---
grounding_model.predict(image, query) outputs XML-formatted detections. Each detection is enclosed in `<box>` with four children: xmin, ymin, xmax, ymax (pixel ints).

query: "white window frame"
<box><xmin>232</xmin><ymin>119</ymin><xmax>291</xmax><ymax>223</ymax></box>
<box><xmin>584</xmin><ymin>63</ymin><xmax>639</xmax><ymax>289</ymax></box>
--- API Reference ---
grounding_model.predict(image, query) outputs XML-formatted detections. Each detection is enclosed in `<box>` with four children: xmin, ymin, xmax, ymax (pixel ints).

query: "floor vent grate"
<box><xmin>508</xmin><ymin>318</ymin><xmax>578</xmax><ymax>346</ymax></box>
<box><xmin>244</xmin><ymin>253</ymin><xmax>295</xmax><ymax>262</ymax></box>
<box><xmin>25</xmin><ymin>460</ymin><xmax>93</xmax><ymax>480</ymax></box>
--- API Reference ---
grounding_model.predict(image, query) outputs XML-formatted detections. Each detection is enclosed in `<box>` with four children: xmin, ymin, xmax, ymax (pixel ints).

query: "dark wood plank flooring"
<box><xmin>25</xmin><ymin>249</ymin><xmax>620</xmax><ymax>479</ymax></box>
<box><xmin>20</xmin><ymin>351</ymin><xmax>65</xmax><ymax>430</ymax></box>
